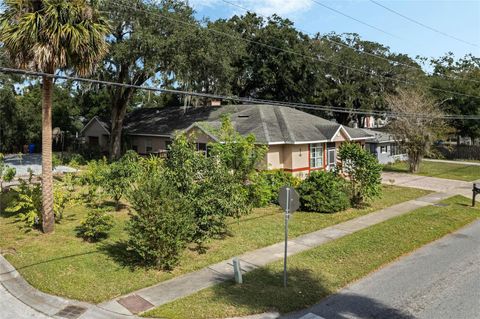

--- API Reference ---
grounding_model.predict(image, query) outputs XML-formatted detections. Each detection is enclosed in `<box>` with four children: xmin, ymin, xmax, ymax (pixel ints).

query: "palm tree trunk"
<box><xmin>41</xmin><ymin>74</ymin><xmax>55</xmax><ymax>233</ymax></box>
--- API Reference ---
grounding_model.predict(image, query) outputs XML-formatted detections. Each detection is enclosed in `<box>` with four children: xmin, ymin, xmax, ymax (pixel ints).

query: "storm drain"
<box><xmin>55</xmin><ymin>305</ymin><xmax>87</xmax><ymax>319</ymax></box>
<box><xmin>117</xmin><ymin>294</ymin><xmax>154</xmax><ymax>314</ymax></box>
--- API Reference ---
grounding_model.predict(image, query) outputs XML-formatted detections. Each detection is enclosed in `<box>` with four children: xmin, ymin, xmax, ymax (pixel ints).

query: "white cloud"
<box><xmin>188</xmin><ymin>0</ymin><xmax>312</xmax><ymax>17</ymax></box>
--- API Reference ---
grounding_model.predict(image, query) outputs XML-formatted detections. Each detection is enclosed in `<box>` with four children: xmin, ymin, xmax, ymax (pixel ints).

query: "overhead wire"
<box><xmin>1</xmin><ymin>66</ymin><xmax>478</xmax><ymax>120</ymax></box>
<box><xmin>109</xmin><ymin>0</ymin><xmax>480</xmax><ymax>99</ymax></box>
<box><xmin>219</xmin><ymin>0</ymin><xmax>480</xmax><ymax>84</ymax></box>
<box><xmin>369</xmin><ymin>0</ymin><xmax>479</xmax><ymax>48</ymax></box>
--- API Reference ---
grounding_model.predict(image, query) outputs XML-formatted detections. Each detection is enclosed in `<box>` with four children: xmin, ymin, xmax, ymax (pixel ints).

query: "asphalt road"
<box><xmin>285</xmin><ymin>220</ymin><xmax>480</xmax><ymax>319</ymax></box>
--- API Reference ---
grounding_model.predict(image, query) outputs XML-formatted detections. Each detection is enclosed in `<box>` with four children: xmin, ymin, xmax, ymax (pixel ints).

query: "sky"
<box><xmin>188</xmin><ymin>0</ymin><xmax>480</xmax><ymax>64</ymax></box>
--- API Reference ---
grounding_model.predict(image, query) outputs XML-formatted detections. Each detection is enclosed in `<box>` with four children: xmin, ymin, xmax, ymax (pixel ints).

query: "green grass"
<box><xmin>145</xmin><ymin>196</ymin><xmax>480</xmax><ymax>319</ymax></box>
<box><xmin>383</xmin><ymin>161</ymin><xmax>480</xmax><ymax>181</ymax></box>
<box><xmin>0</xmin><ymin>185</ymin><xmax>429</xmax><ymax>303</ymax></box>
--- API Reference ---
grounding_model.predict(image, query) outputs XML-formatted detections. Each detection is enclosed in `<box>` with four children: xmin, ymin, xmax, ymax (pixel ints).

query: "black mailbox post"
<box><xmin>473</xmin><ymin>183</ymin><xmax>480</xmax><ymax>207</ymax></box>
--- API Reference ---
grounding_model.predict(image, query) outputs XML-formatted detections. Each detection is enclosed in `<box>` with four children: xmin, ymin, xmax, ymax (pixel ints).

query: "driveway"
<box><xmin>3</xmin><ymin>154</ymin><xmax>76</xmax><ymax>177</ymax></box>
<box><xmin>382</xmin><ymin>171</ymin><xmax>477</xmax><ymax>199</ymax></box>
<box><xmin>283</xmin><ymin>220</ymin><xmax>480</xmax><ymax>319</ymax></box>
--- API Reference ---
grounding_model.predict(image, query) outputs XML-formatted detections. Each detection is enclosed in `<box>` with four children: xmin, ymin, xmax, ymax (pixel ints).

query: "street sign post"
<box><xmin>278</xmin><ymin>186</ymin><xmax>300</xmax><ymax>288</ymax></box>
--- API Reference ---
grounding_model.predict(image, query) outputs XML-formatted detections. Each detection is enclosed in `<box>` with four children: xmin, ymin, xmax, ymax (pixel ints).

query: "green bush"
<box><xmin>251</xmin><ymin>170</ymin><xmax>301</xmax><ymax>207</ymax></box>
<box><xmin>102</xmin><ymin>151</ymin><xmax>140</xmax><ymax>210</ymax></box>
<box><xmin>5</xmin><ymin>170</ymin><xmax>42</xmax><ymax>228</ymax></box>
<box><xmin>77</xmin><ymin>210</ymin><xmax>114</xmax><ymax>242</ymax></box>
<box><xmin>338</xmin><ymin>143</ymin><xmax>383</xmax><ymax>206</ymax></box>
<box><xmin>298</xmin><ymin>171</ymin><xmax>350</xmax><ymax>213</ymax></box>
<box><xmin>165</xmin><ymin>134</ymin><xmax>251</xmax><ymax>246</ymax></box>
<box><xmin>126</xmin><ymin>160</ymin><xmax>194</xmax><ymax>269</ymax></box>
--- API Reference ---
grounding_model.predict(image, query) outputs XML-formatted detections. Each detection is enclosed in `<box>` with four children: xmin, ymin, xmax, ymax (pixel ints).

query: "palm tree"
<box><xmin>0</xmin><ymin>0</ymin><xmax>109</xmax><ymax>233</ymax></box>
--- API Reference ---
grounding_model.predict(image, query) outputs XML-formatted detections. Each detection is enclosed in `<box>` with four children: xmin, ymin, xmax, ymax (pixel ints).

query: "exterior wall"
<box><xmin>366</xmin><ymin>142</ymin><xmax>408</xmax><ymax>164</ymax></box>
<box><xmin>267</xmin><ymin>145</ymin><xmax>284</xmax><ymax>170</ymax></box>
<box><xmin>82</xmin><ymin>120</ymin><xmax>109</xmax><ymax>151</ymax></box>
<box><xmin>130</xmin><ymin>136</ymin><xmax>170</xmax><ymax>154</ymax></box>
<box><xmin>187</xmin><ymin>127</ymin><xmax>214</xmax><ymax>144</ymax></box>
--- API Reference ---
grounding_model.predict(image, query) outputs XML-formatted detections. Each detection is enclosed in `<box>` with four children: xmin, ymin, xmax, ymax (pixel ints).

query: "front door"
<box><xmin>327</xmin><ymin>148</ymin><xmax>336</xmax><ymax>170</ymax></box>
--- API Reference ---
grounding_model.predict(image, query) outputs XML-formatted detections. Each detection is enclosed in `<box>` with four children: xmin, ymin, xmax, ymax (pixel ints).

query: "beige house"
<box><xmin>81</xmin><ymin>105</ymin><xmax>373</xmax><ymax>177</ymax></box>
<box><xmin>185</xmin><ymin>105</ymin><xmax>373</xmax><ymax>178</ymax></box>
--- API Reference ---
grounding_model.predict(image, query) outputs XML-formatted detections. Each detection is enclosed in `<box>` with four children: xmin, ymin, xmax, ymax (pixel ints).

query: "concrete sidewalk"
<box><xmin>424</xmin><ymin>158</ymin><xmax>480</xmax><ymax>166</ymax></box>
<box><xmin>99</xmin><ymin>191</ymin><xmax>452</xmax><ymax>316</ymax></box>
<box><xmin>0</xmin><ymin>254</ymin><xmax>140</xmax><ymax>319</ymax></box>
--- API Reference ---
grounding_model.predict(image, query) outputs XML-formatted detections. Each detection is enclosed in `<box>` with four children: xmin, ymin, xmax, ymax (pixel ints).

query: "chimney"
<box><xmin>208</xmin><ymin>99</ymin><xmax>222</xmax><ymax>107</ymax></box>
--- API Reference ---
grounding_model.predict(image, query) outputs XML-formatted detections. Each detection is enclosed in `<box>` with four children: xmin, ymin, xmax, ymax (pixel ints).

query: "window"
<box><xmin>390</xmin><ymin>144</ymin><xmax>405</xmax><ymax>156</ymax></box>
<box><xmin>380</xmin><ymin>145</ymin><xmax>388</xmax><ymax>154</ymax></box>
<box><xmin>197</xmin><ymin>143</ymin><xmax>208</xmax><ymax>156</ymax></box>
<box><xmin>145</xmin><ymin>138</ymin><xmax>152</xmax><ymax>153</ymax></box>
<box><xmin>88</xmin><ymin>136</ymin><xmax>99</xmax><ymax>146</ymax></box>
<box><xmin>310</xmin><ymin>143</ymin><xmax>324</xmax><ymax>168</ymax></box>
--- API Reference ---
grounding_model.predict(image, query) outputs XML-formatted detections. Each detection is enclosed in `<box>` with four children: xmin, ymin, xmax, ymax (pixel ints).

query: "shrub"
<box><xmin>298</xmin><ymin>171</ymin><xmax>350</xmax><ymax>213</ymax></box>
<box><xmin>126</xmin><ymin>160</ymin><xmax>194</xmax><ymax>269</ymax></box>
<box><xmin>5</xmin><ymin>170</ymin><xmax>42</xmax><ymax>228</ymax></box>
<box><xmin>78</xmin><ymin>158</ymin><xmax>108</xmax><ymax>206</ymax></box>
<box><xmin>0</xmin><ymin>153</ymin><xmax>16</xmax><ymax>214</ymax></box>
<box><xmin>165</xmin><ymin>134</ymin><xmax>251</xmax><ymax>246</ymax></box>
<box><xmin>101</xmin><ymin>151</ymin><xmax>140</xmax><ymax>210</ymax></box>
<box><xmin>77</xmin><ymin>210</ymin><xmax>114</xmax><ymax>242</ymax></box>
<box><xmin>251</xmin><ymin>170</ymin><xmax>301</xmax><ymax>207</ymax></box>
<box><xmin>338</xmin><ymin>143</ymin><xmax>383</xmax><ymax>206</ymax></box>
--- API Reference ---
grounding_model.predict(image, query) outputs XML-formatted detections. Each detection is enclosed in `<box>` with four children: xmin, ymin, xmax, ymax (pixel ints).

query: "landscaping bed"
<box><xmin>145</xmin><ymin>195</ymin><xmax>480</xmax><ymax>319</ymax></box>
<box><xmin>383</xmin><ymin>161</ymin><xmax>480</xmax><ymax>181</ymax></box>
<box><xmin>0</xmin><ymin>185</ymin><xmax>428</xmax><ymax>303</ymax></box>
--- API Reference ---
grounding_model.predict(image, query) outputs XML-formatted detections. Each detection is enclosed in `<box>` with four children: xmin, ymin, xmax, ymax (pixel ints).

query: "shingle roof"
<box><xmin>122</xmin><ymin>104</ymin><xmax>372</xmax><ymax>144</ymax></box>
<box><xmin>191</xmin><ymin>105</ymin><xmax>373</xmax><ymax>144</ymax></box>
<box><xmin>123</xmin><ymin>105</ymin><xmax>240</xmax><ymax>136</ymax></box>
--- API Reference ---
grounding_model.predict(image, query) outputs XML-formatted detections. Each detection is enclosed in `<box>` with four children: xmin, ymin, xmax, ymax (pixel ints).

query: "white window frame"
<box><xmin>380</xmin><ymin>145</ymin><xmax>388</xmax><ymax>154</ymax></box>
<box><xmin>310</xmin><ymin>143</ymin><xmax>324</xmax><ymax>169</ymax></box>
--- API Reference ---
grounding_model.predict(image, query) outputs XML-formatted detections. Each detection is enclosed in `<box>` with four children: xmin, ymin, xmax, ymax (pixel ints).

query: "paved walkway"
<box><xmin>0</xmin><ymin>254</ymin><xmax>140</xmax><ymax>319</ymax></box>
<box><xmin>424</xmin><ymin>158</ymin><xmax>480</xmax><ymax>166</ymax></box>
<box><xmin>382</xmin><ymin>172</ymin><xmax>478</xmax><ymax>199</ymax></box>
<box><xmin>99</xmin><ymin>191</ymin><xmax>452</xmax><ymax>316</ymax></box>
<box><xmin>4</xmin><ymin>153</ymin><xmax>76</xmax><ymax>177</ymax></box>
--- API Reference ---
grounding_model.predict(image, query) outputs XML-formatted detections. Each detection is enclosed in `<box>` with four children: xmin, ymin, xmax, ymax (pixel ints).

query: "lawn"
<box><xmin>383</xmin><ymin>161</ymin><xmax>480</xmax><ymax>181</ymax></box>
<box><xmin>0</xmin><ymin>185</ymin><xmax>429</xmax><ymax>303</ymax></box>
<box><xmin>145</xmin><ymin>195</ymin><xmax>480</xmax><ymax>319</ymax></box>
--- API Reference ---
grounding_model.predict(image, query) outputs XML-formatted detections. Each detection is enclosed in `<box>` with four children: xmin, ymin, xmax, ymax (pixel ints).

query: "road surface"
<box><xmin>286</xmin><ymin>220</ymin><xmax>480</xmax><ymax>319</ymax></box>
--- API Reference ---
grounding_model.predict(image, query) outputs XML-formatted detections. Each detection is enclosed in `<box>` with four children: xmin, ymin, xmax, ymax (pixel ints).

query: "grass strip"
<box><xmin>383</xmin><ymin>161</ymin><xmax>480</xmax><ymax>181</ymax></box>
<box><xmin>145</xmin><ymin>195</ymin><xmax>480</xmax><ymax>319</ymax></box>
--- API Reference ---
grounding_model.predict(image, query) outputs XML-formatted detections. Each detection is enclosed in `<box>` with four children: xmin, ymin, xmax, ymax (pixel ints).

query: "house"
<box><xmin>185</xmin><ymin>105</ymin><xmax>373</xmax><ymax>178</ymax></box>
<box><xmin>79</xmin><ymin>116</ymin><xmax>110</xmax><ymax>152</ymax></box>
<box><xmin>81</xmin><ymin>105</ymin><xmax>374</xmax><ymax>177</ymax></box>
<box><xmin>362</xmin><ymin>128</ymin><xmax>407</xmax><ymax>164</ymax></box>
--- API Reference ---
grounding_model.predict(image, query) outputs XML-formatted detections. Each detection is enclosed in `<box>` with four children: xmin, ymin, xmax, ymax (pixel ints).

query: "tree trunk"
<box><xmin>109</xmin><ymin>98</ymin><xmax>129</xmax><ymax>160</ymax></box>
<box><xmin>41</xmin><ymin>74</ymin><xmax>55</xmax><ymax>233</ymax></box>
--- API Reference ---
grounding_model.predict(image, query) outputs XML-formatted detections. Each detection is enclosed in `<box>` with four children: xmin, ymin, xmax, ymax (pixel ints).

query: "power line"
<box><xmin>1</xmin><ymin>66</ymin><xmax>478</xmax><ymax>120</ymax></box>
<box><xmin>110</xmin><ymin>0</ymin><xmax>480</xmax><ymax>99</ymax></box>
<box><xmin>369</xmin><ymin>0</ymin><xmax>479</xmax><ymax>48</ymax></box>
<box><xmin>309</xmin><ymin>0</ymin><xmax>399</xmax><ymax>39</ymax></box>
<box><xmin>219</xmin><ymin>0</ymin><xmax>480</xmax><ymax>85</ymax></box>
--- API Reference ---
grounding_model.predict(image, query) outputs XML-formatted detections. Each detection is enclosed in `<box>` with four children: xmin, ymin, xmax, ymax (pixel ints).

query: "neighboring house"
<box><xmin>80</xmin><ymin>116</ymin><xmax>110</xmax><ymax>152</ymax></box>
<box><xmin>81</xmin><ymin>105</ymin><xmax>374</xmax><ymax>178</ymax></box>
<box><xmin>185</xmin><ymin>105</ymin><xmax>373</xmax><ymax>178</ymax></box>
<box><xmin>362</xmin><ymin>128</ymin><xmax>407</xmax><ymax>164</ymax></box>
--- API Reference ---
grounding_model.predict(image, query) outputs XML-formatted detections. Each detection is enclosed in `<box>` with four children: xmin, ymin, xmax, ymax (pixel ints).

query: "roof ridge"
<box><xmin>258</xmin><ymin>108</ymin><xmax>271</xmax><ymax>144</ymax></box>
<box><xmin>274</xmin><ymin>106</ymin><xmax>295</xmax><ymax>143</ymax></box>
